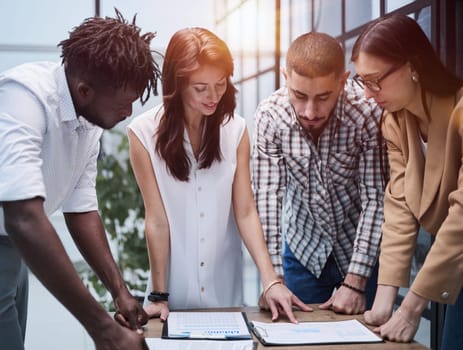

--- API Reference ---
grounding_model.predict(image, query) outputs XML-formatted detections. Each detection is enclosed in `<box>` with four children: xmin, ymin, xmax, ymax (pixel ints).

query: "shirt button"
<box><xmin>200</xmin><ymin>261</ymin><xmax>205</xmax><ymax>267</ymax></box>
<box><xmin>201</xmin><ymin>287</ymin><xmax>205</xmax><ymax>292</ymax></box>
<box><xmin>200</xmin><ymin>212</ymin><xmax>205</xmax><ymax>218</ymax></box>
<box><xmin>200</xmin><ymin>237</ymin><xmax>205</xmax><ymax>243</ymax></box>
<box><xmin>441</xmin><ymin>291</ymin><xmax>449</xmax><ymax>300</ymax></box>
<box><xmin>198</xmin><ymin>186</ymin><xmax>202</xmax><ymax>191</ymax></box>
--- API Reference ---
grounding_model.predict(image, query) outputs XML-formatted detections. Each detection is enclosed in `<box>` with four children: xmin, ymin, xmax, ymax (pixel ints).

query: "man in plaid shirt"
<box><xmin>252</xmin><ymin>32</ymin><xmax>388</xmax><ymax>315</ymax></box>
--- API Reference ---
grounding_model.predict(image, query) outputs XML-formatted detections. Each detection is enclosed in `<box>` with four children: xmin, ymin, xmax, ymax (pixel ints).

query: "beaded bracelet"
<box><xmin>341</xmin><ymin>282</ymin><xmax>365</xmax><ymax>295</ymax></box>
<box><xmin>263</xmin><ymin>280</ymin><xmax>282</xmax><ymax>298</ymax></box>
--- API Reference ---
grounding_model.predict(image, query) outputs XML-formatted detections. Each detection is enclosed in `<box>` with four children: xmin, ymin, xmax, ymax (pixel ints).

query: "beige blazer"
<box><xmin>380</xmin><ymin>88</ymin><xmax>463</xmax><ymax>304</ymax></box>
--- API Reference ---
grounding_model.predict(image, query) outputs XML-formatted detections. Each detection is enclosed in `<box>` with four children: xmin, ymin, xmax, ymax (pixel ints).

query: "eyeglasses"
<box><xmin>353</xmin><ymin>64</ymin><xmax>404</xmax><ymax>92</ymax></box>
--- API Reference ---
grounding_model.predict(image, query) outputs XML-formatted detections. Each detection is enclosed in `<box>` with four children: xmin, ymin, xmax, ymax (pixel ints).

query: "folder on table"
<box><xmin>162</xmin><ymin>311</ymin><xmax>253</xmax><ymax>340</ymax></box>
<box><xmin>249</xmin><ymin>319</ymin><xmax>383</xmax><ymax>346</ymax></box>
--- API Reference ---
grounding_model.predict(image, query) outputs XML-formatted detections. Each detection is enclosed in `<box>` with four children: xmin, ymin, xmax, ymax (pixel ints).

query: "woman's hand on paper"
<box><xmin>260</xmin><ymin>283</ymin><xmax>312</xmax><ymax>323</ymax></box>
<box><xmin>144</xmin><ymin>301</ymin><xmax>170</xmax><ymax>322</ymax></box>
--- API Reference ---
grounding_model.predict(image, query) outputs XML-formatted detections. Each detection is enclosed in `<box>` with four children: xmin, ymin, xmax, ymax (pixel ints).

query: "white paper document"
<box><xmin>164</xmin><ymin>311</ymin><xmax>252</xmax><ymax>340</ymax></box>
<box><xmin>146</xmin><ymin>338</ymin><xmax>255</xmax><ymax>350</ymax></box>
<box><xmin>250</xmin><ymin>319</ymin><xmax>383</xmax><ymax>345</ymax></box>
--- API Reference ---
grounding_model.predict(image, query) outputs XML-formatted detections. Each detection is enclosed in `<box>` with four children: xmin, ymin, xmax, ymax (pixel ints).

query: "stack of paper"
<box><xmin>148</xmin><ymin>312</ymin><xmax>255</xmax><ymax>350</ymax></box>
<box><xmin>163</xmin><ymin>311</ymin><xmax>252</xmax><ymax>340</ymax></box>
<box><xmin>250</xmin><ymin>319</ymin><xmax>383</xmax><ymax>346</ymax></box>
<box><xmin>146</xmin><ymin>338</ymin><xmax>254</xmax><ymax>350</ymax></box>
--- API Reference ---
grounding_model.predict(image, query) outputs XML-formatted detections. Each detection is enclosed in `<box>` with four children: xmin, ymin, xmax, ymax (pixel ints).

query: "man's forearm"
<box><xmin>64</xmin><ymin>211</ymin><xmax>129</xmax><ymax>298</ymax></box>
<box><xmin>4</xmin><ymin>200</ymin><xmax>114</xmax><ymax>336</ymax></box>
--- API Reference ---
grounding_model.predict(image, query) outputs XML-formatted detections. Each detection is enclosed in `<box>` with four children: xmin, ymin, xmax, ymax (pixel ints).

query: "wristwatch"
<box><xmin>148</xmin><ymin>291</ymin><xmax>169</xmax><ymax>302</ymax></box>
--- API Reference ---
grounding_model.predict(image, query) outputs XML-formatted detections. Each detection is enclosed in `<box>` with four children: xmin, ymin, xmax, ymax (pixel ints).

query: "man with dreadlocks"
<box><xmin>0</xmin><ymin>9</ymin><xmax>160</xmax><ymax>350</ymax></box>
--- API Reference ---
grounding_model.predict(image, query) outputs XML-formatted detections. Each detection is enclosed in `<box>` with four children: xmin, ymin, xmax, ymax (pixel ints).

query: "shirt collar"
<box><xmin>56</xmin><ymin>65</ymin><xmax>93</xmax><ymax>131</ymax></box>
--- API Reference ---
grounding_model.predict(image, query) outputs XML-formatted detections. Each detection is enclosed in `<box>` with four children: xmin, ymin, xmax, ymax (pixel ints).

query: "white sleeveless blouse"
<box><xmin>128</xmin><ymin>105</ymin><xmax>245</xmax><ymax>309</ymax></box>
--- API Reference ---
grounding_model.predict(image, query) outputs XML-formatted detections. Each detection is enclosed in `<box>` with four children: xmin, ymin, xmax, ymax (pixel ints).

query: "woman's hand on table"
<box><xmin>144</xmin><ymin>301</ymin><xmax>170</xmax><ymax>322</ymax></box>
<box><xmin>259</xmin><ymin>282</ymin><xmax>312</xmax><ymax>323</ymax></box>
<box><xmin>364</xmin><ymin>285</ymin><xmax>397</xmax><ymax>326</ymax></box>
<box><xmin>373</xmin><ymin>307</ymin><xmax>420</xmax><ymax>342</ymax></box>
<box><xmin>370</xmin><ymin>290</ymin><xmax>427</xmax><ymax>342</ymax></box>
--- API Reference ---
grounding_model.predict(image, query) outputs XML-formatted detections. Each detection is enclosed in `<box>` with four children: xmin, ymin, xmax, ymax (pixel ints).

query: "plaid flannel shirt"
<box><xmin>252</xmin><ymin>80</ymin><xmax>388</xmax><ymax>278</ymax></box>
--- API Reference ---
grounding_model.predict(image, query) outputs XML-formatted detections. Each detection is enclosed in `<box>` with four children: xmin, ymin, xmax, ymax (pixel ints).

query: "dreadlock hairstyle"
<box><xmin>58</xmin><ymin>8</ymin><xmax>161</xmax><ymax>104</ymax></box>
<box><xmin>156</xmin><ymin>27</ymin><xmax>237</xmax><ymax>182</ymax></box>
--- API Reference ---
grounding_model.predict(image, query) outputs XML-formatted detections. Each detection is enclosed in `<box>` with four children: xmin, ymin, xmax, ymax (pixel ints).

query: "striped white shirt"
<box><xmin>252</xmin><ymin>80</ymin><xmax>388</xmax><ymax>278</ymax></box>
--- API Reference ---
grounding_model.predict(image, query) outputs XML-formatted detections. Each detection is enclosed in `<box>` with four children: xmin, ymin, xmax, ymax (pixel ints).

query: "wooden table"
<box><xmin>143</xmin><ymin>306</ymin><xmax>430</xmax><ymax>349</ymax></box>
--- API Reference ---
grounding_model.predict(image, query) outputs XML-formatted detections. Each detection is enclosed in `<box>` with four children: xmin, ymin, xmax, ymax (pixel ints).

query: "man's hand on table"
<box><xmin>319</xmin><ymin>273</ymin><xmax>367</xmax><ymax>314</ymax></box>
<box><xmin>113</xmin><ymin>291</ymin><xmax>148</xmax><ymax>333</ymax></box>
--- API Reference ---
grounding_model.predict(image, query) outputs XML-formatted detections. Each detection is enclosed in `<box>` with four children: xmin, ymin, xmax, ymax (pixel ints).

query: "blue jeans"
<box><xmin>441</xmin><ymin>288</ymin><xmax>463</xmax><ymax>350</ymax></box>
<box><xmin>283</xmin><ymin>242</ymin><xmax>378</xmax><ymax>309</ymax></box>
<box><xmin>0</xmin><ymin>235</ymin><xmax>28</xmax><ymax>350</ymax></box>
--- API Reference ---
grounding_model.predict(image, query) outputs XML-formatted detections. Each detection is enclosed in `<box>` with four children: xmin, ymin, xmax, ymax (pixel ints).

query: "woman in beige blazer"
<box><xmin>350</xmin><ymin>14</ymin><xmax>463</xmax><ymax>349</ymax></box>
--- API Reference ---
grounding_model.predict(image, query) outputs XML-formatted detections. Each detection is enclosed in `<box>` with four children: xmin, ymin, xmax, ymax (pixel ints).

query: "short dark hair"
<box><xmin>58</xmin><ymin>8</ymin><xmax>161</xmax><ymax>104</ymax></box>
<box><xmin>351</xmin><ymin>14</ymin><xmax>462</xmax><ymax>97</ymax></box>
<box><xmin>286</xmin><ymin>32</ymin><xmax>345</xmax><ymax>78</ymax></box>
